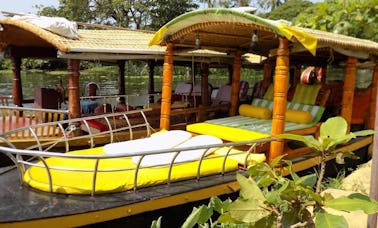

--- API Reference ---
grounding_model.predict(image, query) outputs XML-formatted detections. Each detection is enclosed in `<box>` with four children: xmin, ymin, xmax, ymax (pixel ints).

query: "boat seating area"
<box><xmin>0</xmin><ymin>95</ymin><xmax>12</xmax><ymax>106</ymax></box>
<box><xmin>0</xmin><ymin>106</ymin><xmax>69</xmax><ymax>138</ymax></box>
<box><xmin>0</xmin><ymin>125</ymin><xmax>270</xmax><ymax>196</ymax></box>
<box><xmin>0</xmin><ymin>108</ymin><xmax>153</xmax><ymax>151</ymax></box>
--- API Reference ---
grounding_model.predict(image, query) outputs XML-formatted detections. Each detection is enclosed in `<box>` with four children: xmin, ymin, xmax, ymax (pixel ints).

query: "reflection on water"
<box><xmin>0</xmin><ymin>68</ymin><xmax>260</xmax><ymax>107</ymax></box>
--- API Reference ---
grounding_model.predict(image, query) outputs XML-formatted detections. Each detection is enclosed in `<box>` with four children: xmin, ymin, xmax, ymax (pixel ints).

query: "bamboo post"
<box><xmin>229</xmin><ymin>50</ymin><xmax>242</xmax><ymax>116</ymax></box>
<box><xmin>341</xmin><ymin>57</ymin><xmax>357</xmax><ymax>133</ymax></box>
<box><xmin>11</xmin><ymin>57</ymin><xmax>23</xmax><ymax>107</ymax></box>
<box><xmin>160</xmin><ymin>42</ymin><xmax>174</xmax><ymax>130</ymax></box>
<box><xmin>367</xmin><ymin>66</ymin><xmax>378</xmax><ymax>129</ymax></box>
<box><xmin>117</xmin><ymin>60</ymin><xmax>126</xmax><ymax>96</ymax></box>
<box><xmin>67</xmin><ymin>59</ymin><xmax>81</xmax><ymax>119</ymax></box>
<box><xmin>269</xmin><ymin>38</ymin><xmax>290</xmax><ymax>163</ymax></box>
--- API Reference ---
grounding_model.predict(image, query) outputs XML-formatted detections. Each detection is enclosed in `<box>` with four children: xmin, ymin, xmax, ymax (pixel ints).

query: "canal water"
<box><xmin>0</xmin><ymin>66</ymin><xmax>263</xmax><ymax>107</ymax></box>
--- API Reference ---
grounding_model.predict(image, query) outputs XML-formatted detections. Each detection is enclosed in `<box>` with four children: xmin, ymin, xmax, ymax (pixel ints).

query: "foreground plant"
<box><xmin>151</xmin><ymin>117</ymin><xmax>378</xmax><ymax>227</ymax></box>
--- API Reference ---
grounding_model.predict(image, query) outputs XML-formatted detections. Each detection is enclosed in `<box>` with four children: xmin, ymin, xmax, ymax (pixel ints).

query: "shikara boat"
<box><xmin>0</xmin><ymin>8</ymin><xmax>378</xmax><ymax>227</ymax></box>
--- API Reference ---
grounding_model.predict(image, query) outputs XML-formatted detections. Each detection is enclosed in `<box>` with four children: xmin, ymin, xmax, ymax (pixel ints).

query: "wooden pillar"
<box><xmin>341</xmin><ymin>56</ymin><xmax>357</xmax><ymax>132</ymax></box>
<box><xmin>117</xmin><ymin>60</ymin><xmax>126</xmax><ymax>95</ymax></box>
<box><xmin>227</xmin><ymin>64</ymin><xmax>233</xmax><ymax>85</ymax></box>
<box><xmin>200</xmin><ymin>62</ymin><xmax>210</xmax><ymax>106</ymax></box>
<box><xmin>262</xmin><ymin>62</ymin><xmax>272</xmax><ymax>88</ymax></box>
<box><xmin>293</xmin><ymin>65</ymin><xmax>302</xmax><ymax>87</ymax></box>
<box><xmin>367</xmin><ymin>66</ymin><xmax>378</xmax><ymax>129</ymax></box>
<box><xmin>368</xmin><ymin>64</ymin><xmax>378</xmax><ymax>228</ymax></box>
<box><xmin>160</xmin><ymin>42</ymin><xmax>174</xmax><ymax>130</ymax></box>
<box><xmin>269</xmin><ymin>38</ymin><xmax>290</xmax><ymax>163</ymax></box>
<box><xmin>67</xmin><ymin>59</ymin><xmax>81</xmax><ymax>119</ymax></box>
<box><xmin>11</xmin><ymin>57</ymin><xmax>23</xmax><ymax>107</ymax></box>
<box><xmin>147</xmin><ymin>60</ymin><xmax>155</xmax><ymax>103</ymax></box>
<box><xmin>229</xmin><ymin>50</ymin><xmax>242</xmax><ymax>116</ymax></box>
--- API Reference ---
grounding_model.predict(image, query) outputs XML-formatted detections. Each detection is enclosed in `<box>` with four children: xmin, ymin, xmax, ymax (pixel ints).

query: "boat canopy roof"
<box><xmin>0</xmin><ymin>15</ymin><xmax>241</xmax><ymax>63</ymax></box>
<box><xmin>149</xmin><ymin>8</ymin><xmax>378</xmax><ymax>62</ymax></box>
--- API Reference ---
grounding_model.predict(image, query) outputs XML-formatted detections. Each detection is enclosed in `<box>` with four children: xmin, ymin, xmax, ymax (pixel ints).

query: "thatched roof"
<box><xmin>0</xmin><ymin>16</ymin><xmax>265</xmax><ymax>65</ymax></box>
<box><xmin>0</xmin><ymin>17</ymin><xmax>164</xmax><ymax>55</ymax></box>
<box><xmin>149</xmin><ymin>8</ymin><xmax>378</xmax><ymax>62</ymax></box>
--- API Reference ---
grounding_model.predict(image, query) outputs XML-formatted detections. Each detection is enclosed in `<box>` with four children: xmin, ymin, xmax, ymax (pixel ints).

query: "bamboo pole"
<box><xmin>11</xmin><ymin>57</ymin><xmax>23</xmax><ymax>107</ymax></box>
<box><xmin>341</xmin><ymin>57</ymin><xmax>357</xmax><ymax>133</ymax></box>
<box><xmin>269</xmin><ymin>37</ymin><xmax>290</xmax><ymax>163</ymax></box>
<box><xmin>67</xmin><ymin>59</ymin><xmax>81</xmax><ymax>119</ymax></box>
<box><xmin>229</xmin><ymin>50</ymin><xmax>242</xmax><ymax>116</ymax></box>
<box><xmin>367</xmin><ymin>66</ymin><xmax>378</xmax><ymax>129</ymax></box>
<box><xmin>160</xmin><ymin>42</ymin><xmax>174</xmax><ymax>130</ymax></box>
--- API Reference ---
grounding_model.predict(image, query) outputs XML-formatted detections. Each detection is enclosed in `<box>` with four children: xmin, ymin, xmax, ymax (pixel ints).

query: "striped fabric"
<box><xmin>251</xmin><ymin>98</ymin><xmax>273</xmax><ymax>110</ymax></box>
<box><xmin>202</xmin><ymin>101</ymin><xmax>325</xmax><ymax>137</ymax></box>
<box><xmin>291</xmin><ymin>83</ymin><xmax>321</xmax><ymax>105</ymax></box>
<box><xmin>263</xmin><ymin>84</ymin><xmax>274</xmax><ymax>100</ymax></box>
<box><xmin>286</xmin><ymin>102</ymin><xmax>324</xmax><ymax>125</ymax></box>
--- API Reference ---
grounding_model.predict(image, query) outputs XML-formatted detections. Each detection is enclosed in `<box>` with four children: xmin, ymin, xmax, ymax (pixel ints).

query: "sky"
<box><xmin>0</xmin><ymin>0</ymin><xmax>59</xmax><ymax>17</ymax></box>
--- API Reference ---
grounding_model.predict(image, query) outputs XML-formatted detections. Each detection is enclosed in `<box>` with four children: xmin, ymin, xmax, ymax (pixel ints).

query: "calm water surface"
<box><xmin>0</xmin><ymin>69</ymin><xmax>235</xmax><ymax>107</ymax></box>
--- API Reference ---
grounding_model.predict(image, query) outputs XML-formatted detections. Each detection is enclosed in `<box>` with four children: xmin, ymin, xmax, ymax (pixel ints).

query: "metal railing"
<box><xmin>0</xmin><ymin>136</ymin><xmax>274</xmax><ymax>196</ymax></box>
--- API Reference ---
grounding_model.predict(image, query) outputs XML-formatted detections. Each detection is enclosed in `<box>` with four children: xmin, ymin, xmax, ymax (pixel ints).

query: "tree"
<box><xmin>263</xmin><ymin>0</ymin><xmax>313</xmax><ymax>21</ymax></box>
<box><xmin>258</xmin><ymin>0</ymin><xmax>287</xmax><ymax>12</ymax></box>
<box><xmin>293</xmin><ymin>0</ymin><xmax>378</xmax><ymax>41</ymax></box>
<box><xmin>148</xmin><ymin>0</ymin><xmax>198</xmax><ymax>30</ymax></box>
<box><xmin>36</xmin><ymin>0</ymin><xmax>198</xmax><ymax>30</ymax></box>
<box><xmin>198</xmin><ymin>0</ymin><xmax>252</xmax><ymax>8</ymax></box>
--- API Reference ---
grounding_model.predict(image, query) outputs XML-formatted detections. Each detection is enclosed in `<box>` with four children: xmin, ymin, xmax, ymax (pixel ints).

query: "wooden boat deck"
<box><xmin>0</xmin><ymin>135</ymin><xmax>371</xmax><ymax>227</ymax></box>
<box><xmin>0</xmin><ymin>166</ymin><xmax>239</xmax><ymax>227</ymax></box>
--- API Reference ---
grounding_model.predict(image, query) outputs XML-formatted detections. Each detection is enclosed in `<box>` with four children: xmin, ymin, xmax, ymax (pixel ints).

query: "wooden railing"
<box><xmin>0</xmin><ymin>106</ymin><xmax>69</xmax><ymax>138</ymax></box>
<box><xmin>0</xmin><ymin>95</ymin><xmax>12</xmax><ymax>106</ymax></box>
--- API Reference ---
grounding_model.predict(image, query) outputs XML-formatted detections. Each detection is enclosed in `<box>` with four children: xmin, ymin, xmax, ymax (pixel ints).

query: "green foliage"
<box><xmin>154</xmin><ymin>117</ymin><xmax>378</xmax><ymax>227</ymax></box>
<box><xmin>263</xmin><ymin>0</ymin><xmax>313</xmax><ymax>21</ymax></box>
<box><xmin>37</xmin><ymin>0</ymin><xmax>199</xmax><ymax>30</ymax></box>
<box><xmin>293</xmin><ymin>0</ymin><xmax>378</xmax><ymax>41</ymax></box>
<box><xmin>149</xmin><ymin>0</ymin><xmax>198</xmax><ymax>30</ymax></box>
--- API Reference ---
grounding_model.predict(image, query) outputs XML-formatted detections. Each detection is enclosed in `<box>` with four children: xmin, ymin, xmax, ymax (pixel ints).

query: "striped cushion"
<box><xmin>263</xmin><ymin>84</ymin><xmax>274</xmax><ymax>100</ymax></box>
<box><xmin>291</xmin><ymin>83</ymin><xmax>321</xmax><ymax>105</ymax></box>
<box><xmin>251</xmin><ymin>98</ymin><xmax>273</xmax><ymax>110</ymax></box>
<box><xmin>286</xmin><ymin>102</ymin><xmax>324</xmax><ymax>125</ymax></box>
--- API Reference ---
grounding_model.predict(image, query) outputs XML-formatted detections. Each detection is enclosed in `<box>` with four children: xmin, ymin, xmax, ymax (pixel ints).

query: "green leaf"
<box><xmin>256</xmin><ymin>175</ymin><xmax>276</xmax><ymax>188</ymax></box>
<box><xmin>315</xmin><ymin>210</ymin><xmax>348</xmax><ymax>228</ymax></box>
<box><xmin>353</xmin><ymin>129</ymin><xmax>375</xmax><ymax>137</ymax></box>
<box><xmin>296</xmin><ymin>173</ymin><xmax>317</xmax><ymax>187</ymax></box>
<box><xmin>325</xmin><ymin>193</ymin><xmax>378</xmax><ymax>214</ymax></box>
<box><xmin>247</xmin><ymin>162</ymin><xmax>272</xmax><ymax>177</ymax></box>
<box><xmin>269</xmin><ymin>154</ymin><xmax>286</xmax><ymax>167</ymax></box>
<box><xmin>237</xmin><ymin>173</ymin><xmax>265</xmax><ymax>201</ymax></box>
<box><xmin>217</xmin><ymin>212</ymin><xmax>244</xmax><ymax>225</ymax></box>
<box><xmin>181</xmin><ymin>206</ymin><xmax>213</xmax><ymax>228</ymax></box>
<box><xmin>320</xmin><ymin>117</ymin><xmax>347</xmax><ymax>140</ymax></box>
<box><xmin>229</xmin><ymin>197</ymin><xmax>271</xmax><ymax>223</ymax></box>
<box><xmin>150</xmin><ymin>216</ymin><xmax>161</xmax><ymax>228</ymax></box>
<box><xmin>210</xmin><ymin>196</ymin><xmax>231</xmax><ymax>214</ymax></box>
